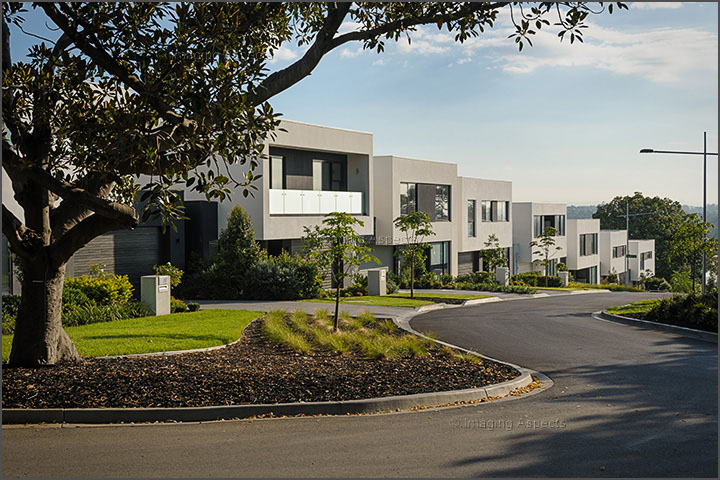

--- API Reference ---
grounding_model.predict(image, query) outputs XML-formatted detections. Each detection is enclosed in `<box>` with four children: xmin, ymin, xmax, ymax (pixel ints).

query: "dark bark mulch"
<box><xmin>2</xmin><ymin>319</ymin><xmax>519</xmax><ymax>409</ymax></box>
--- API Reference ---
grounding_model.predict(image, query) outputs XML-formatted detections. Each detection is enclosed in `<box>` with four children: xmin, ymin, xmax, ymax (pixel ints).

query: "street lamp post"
<box><xmin>640</xmin><ymin>132</ymin><xmax>718</xmax><ymax>293</ymax></box>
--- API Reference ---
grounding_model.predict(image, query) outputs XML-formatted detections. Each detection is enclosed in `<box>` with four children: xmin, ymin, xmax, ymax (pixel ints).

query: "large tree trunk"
<box><xmin>9</xmin><ymin>257</ymin><xmax>82</xmax><ymax>367</ymax></box>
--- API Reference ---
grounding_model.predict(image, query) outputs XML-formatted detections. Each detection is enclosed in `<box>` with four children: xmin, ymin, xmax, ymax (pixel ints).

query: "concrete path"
<box><xmin>3</xmin><ymin>292</ymin><xmax>716</xmax><ymax>477</ymax></box>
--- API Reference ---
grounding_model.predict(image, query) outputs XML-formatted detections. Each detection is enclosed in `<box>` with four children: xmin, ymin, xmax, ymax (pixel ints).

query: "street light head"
<box><xmin>639</xmin><ymin>149</ymin><xmax>654</xmax><ymax>153</ymax></box>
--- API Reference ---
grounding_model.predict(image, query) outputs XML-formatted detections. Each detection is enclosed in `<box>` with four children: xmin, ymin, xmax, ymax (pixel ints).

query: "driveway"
<box><xmin>3</xmin><ymin>292</ymin><xmax>716</xmax><ymax>477</ymax></box>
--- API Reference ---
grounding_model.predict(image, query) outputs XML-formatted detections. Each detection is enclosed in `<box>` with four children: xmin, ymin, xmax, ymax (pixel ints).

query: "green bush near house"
<box><xmin>65</xmin><ymin>274</ymin><xmax>134</xmax><ymax>305</ymax></box>
<box><xmin>568</xmin><ymin>282</ymin><xmax>643</xmax><ymax>292</ymax></box>
<box><xmin>511</xmin><ymin>272</ymin><xmax>562</xmax><ymax>288</ymax></box>
<box><xmin>643</xmin><ymin>276</ymin><xmax>672</xmax><ymax>291</ymax></box>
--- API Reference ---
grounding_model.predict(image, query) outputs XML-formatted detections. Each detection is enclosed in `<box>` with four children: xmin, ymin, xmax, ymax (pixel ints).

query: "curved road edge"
<box><xmin>594</xmin><ymin>310</ymin><xmax>718</xmax><ymax>343</ymax></box>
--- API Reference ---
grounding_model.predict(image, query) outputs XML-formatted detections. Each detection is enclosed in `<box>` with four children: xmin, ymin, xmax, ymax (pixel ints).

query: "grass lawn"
<box><xmin>606</xmin><ymin>299</ymin><xmax>661</xmax><ymax>316</ymax></box>
<box><xmin>391</xmin><ymin>292</ymin><xmax>491</xmax><ymax>300</ymax></box>
<box><xmin>2</xmin><ymin>309</ymin><xmax>262</xmax><ymax>362</ymax></box>
<box><xmin>301</xmin><ymin>292</ymin><xmax>491</xmax><ymax>308</ymax></box>
<box><xmin>300</xmin><ymin>296</ymin><xmax>435</xmax><ymax>307</ymax></box>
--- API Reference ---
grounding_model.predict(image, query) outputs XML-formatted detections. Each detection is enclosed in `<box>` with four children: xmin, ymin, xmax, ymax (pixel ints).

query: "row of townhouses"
<box><xmin>1</xmin><ymin>120</ymin><xmax>655</xmax><ymax>294</ymax></box>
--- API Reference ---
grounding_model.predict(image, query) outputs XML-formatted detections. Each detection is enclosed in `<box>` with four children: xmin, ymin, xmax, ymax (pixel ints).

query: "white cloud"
<box><xmin>489</xmin><ymin>23</ymin><xmax>718</xmax><ymax>83</ymax></box>
<box><xmin>457</xmin><ymin>57</ymin><xmax>472</xmax><ymax>65</ymax></box>
<box><xmin>631</xmin><ymin>2</ymin><xmax>684</xmax><ymax>10</ymax></box>
<box><xmin>340</xmin><ymin>46</ymin><xmax>364</xmax><ymax>58</ymax></box>
<box><xmin>268</xmin><ymin>45</ymin><xmax>298</xmax><ymax>64</ymax></box>
<box><xmin>372</xmin><ymin>58</ymin><xmax>386</xmax><ymax>66</ymax></box>
<box><xmin>337</xmin><ymin>21</ymin><xmax>361</xmax><ymax>35</ymax></box>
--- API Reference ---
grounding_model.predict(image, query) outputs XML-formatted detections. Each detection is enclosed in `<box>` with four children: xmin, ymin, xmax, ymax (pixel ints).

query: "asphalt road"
<box><xmin>3</xmin><ymin>292</ymin><xmax>717</xmax><ymax>477</ymax></box>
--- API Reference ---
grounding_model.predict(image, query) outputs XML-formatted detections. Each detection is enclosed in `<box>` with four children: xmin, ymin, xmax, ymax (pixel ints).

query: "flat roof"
<box><xmin>279</xmin><ymin>119</ymin><xmax>373</xmax><ymax>136</ymax></box>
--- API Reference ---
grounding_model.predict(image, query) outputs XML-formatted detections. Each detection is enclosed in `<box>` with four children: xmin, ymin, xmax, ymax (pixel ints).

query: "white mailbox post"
<box><xmin>141</xmin><ymin>275</ymin><xmax>171</xmax><ymax>316</ymax></box>
<box><xmin>558</xmin><ymin>271</ymin><xmax>569</xmax><ymax>287</ymax></box>
<box><xmin>367</xmin><ymin>268</ymin><xmax>387</xmax><ymax>296</ymax></box>
<box><xmin>496</xmin><ymin>266</ymin><xmax>509</xmax><ymax>286</ymax></box>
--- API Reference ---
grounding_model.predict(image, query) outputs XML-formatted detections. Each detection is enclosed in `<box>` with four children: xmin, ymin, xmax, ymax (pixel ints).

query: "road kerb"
<box><xmin>595</xmin><ymin>311</ymin><xmax>718</xmax><ymax>343</ymax></box>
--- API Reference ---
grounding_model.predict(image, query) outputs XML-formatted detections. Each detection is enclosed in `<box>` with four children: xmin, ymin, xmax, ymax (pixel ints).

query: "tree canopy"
<box><xmin>2</xmin><ymin>2</ymin><xmax>627</xmax><ymax>366</ymax></box>
<box><xmin>593</xmin><ymin>192</ymin><xmax>689</xmax><ymax>280</ymax></box>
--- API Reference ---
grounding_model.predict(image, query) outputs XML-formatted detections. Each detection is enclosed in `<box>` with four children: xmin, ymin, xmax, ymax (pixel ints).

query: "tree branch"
<box><xmin>50</xmin><ymin>213</ymin><xmax>129</xmax><ymax>265</ymax></box>
<box><xmin>3</xmin><ymin>153</ymin><xmax>138</xmax><ymax>228</ymax></box>
<box><xmin>248</xmin><ymin>2</ymin><xmax>352</xmax><ymax>105</ymax></box>
<box><xmin>249</xmin><ymin>2</ymin><xmax>507</xmax><ymax>105</ymax></box>
<box><xmin>39</xmin><ymin>3</ymin><xmax>197</xmax><ymax>130</ymax></box>
<box><xmin>2</xmin><ymin>205</ymin><xmax>39</xmax><ymax>259</ymax></box>
<box><xmin>50</xmin><ymin>174</ymin><xmax>119</xmax><ymax>240</ymax></box>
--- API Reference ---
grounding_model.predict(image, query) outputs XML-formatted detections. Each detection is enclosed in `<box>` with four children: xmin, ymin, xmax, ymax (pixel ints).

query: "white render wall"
<box><xmin>373</xmin><ymin>155</ymin><xmax>460</xmax><ymax>275</ymax></box>
<box><xmin>183</xmin><ymin>119</ymin><xmax>374</xmax><ymax>239</ymax></box>
<box><xmin>566</xmin><ymin>219</ymin><xmax>600</xmax><ymax>271</ymax></box>
<box><xmin>600</xmin><ymin>230</ymin><xmax>628</xmax><ymax>277</ymax></box>
<box><xmin>629</xmin><ymin>239</ymin><xmax>655</xmax><ymax>281</ymax></box>
<box><xmin>512</xmin><ymin>202</ymin><xmax>567</xmax><ymax>273</ymax></box>
<box><xmin>459</xmin><ymin>177</ymin><xmax>513</xmax><ymax>253</ymax></box>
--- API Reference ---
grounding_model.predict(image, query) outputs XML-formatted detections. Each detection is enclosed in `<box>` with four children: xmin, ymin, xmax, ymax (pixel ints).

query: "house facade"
<box><xmin>599</xmin><ymin>229</ymin><xmax>628</xmax><ymax>284</ymax></box>
<box><xmin>370</xmin><ymin>155</ymin><xmax>512</xmax><ymax>277</ymax></box>
<box><xmin>629</xmin><ymin>239</ymin><xmax>655</xmax><ymax>283</ymax></box>
<box><xmin>566</xmin><ymin>219</ymin><xmax>600</xmax><ymax>284</ymax></box>
<box><xmin>511</xmin><ymin>202</ymin><xmax>567</xmax><ymax>275</ymax></box>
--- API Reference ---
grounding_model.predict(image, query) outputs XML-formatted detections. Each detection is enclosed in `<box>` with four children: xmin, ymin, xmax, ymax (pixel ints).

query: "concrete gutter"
<box><xmin>595</xmin><ymin>311</ymin><xmax>718</xmax><ymax>344</ymax></box>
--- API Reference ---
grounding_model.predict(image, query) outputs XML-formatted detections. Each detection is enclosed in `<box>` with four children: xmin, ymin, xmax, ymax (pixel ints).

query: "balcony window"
<box><xmin>612</xmin><ymin>245</ymin><xmax>626</xmax><ymax>258</ymax></box>
<box><xmin>468</xmin><ymin>200</ymin><xmax>476</xmax><ymax>237</ymax></box>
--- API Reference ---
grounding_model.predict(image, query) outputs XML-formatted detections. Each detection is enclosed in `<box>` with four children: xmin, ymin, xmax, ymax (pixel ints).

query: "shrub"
<box><xmin>2</xmin><ymin>294</ymin><xmax>21</xmax><ymax>319</ymax></box>
<box><xmin>153</xmin><ymin>262</ymin><xmax>184</xmax><ymax>288</ymax></box>
<box><xmin>171</xmin><ymin>297</ymin><xmax>188</xmax><ymax>313</ymax></box>
<box><xmin>670</xmin><ymin>271</ymin><xmax>694</xmax><ymax>293</ymax></box>
<box><xmin>416</xmin><ymin>271</ymin><xmax>440</xmax><ymax>289</ymax></box>
<box><xmin>511</xmin><ymin>272</ymin><xmax>561</xmax><ymax>287</ymax></box>
<box><xmin>456</xmin><ymin>271</ymin><xmax>492</xmax><ymax>284</ymax></box>
<box><xmin>61</xmin><ymin>300</ymin><xmax>151</xmax><ymax>327</ymax></box>
<box><xmin>245</xmin><ymin>252</ymin><xmax>322</xmax><ymax>300</ymax></box>
<box><xmin>215</xmin><ymin>206</ymin><xmax>262</xmax><ymax>295</ymax></box>
<box><xmin>556</xmin><ymin>262</ymin><xmax>568</xmax><ymax>272</ymax></box>
<box><xmin>386</xmin><ymin>277</ymin><xmax>399</xmax><ymax>294</ymax></box>
<box><xmin>65</xmin><ymin>274</ymin><xmax>134</xmax><ymax>305</ymax></box>
<box><xmin>343</xmin><ymin>274</ymin><xmax>368</xmax><ymax>297</ymax></box>
<box><xmin>187</xmin><ymin>302</ymin><xmax>200</xmax><ymax>312</ymax></box>
<box><xmin>643</xmin><ymin>276</ymin><xmax>671</xmax><ymax>291</ymax></box>
<box><xmin>62</xmin><ymin>287</ymin><xmax>91</xmax><ymax>307</ymax></box>
<box><xmin>645</xmin><ymin>292</ymin><xmax>718</xmax><ymax>332</ymax></box>
<box><xmin>439</xmin><ymin>273</ymin><xmax>454</xmax><ymax>286</ymax></box>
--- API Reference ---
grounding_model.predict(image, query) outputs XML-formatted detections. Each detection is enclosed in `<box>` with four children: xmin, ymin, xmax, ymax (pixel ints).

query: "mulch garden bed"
<box><xmin>2</xmin><ymin>319</ymin><xmax>519</xmax><ymax>409</ymax></box>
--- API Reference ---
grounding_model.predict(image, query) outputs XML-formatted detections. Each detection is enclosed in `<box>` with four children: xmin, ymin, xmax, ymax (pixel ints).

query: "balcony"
<box><xmin>269</xmin><ymin>189</ymin><xmax>364</xmax><ymax>215</ymax></box>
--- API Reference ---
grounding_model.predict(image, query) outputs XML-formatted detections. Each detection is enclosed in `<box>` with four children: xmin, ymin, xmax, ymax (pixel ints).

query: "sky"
<box><xmin>8</xmin><ymin>2</ymin><xmax>719</xmax><ymax>207</ymax></box>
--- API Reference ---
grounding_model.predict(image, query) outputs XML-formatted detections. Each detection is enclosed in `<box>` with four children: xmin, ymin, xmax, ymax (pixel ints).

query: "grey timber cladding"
<box><xmin>457</xmin><ymin>252</ymin><xmax>475</xmax><ymax>276</ymax></box>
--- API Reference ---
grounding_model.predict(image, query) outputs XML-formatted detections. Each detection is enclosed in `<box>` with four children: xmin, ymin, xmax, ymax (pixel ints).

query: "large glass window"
<box><xmin>427</xmin><ymin>241</ymin><xmax>450</xmax><ymax>275</ymax></box>
<box><xmin>494</xmin><ymin>201</ymin><xmax>507</xmax><ymax>222</ymax></box>
<box><xmin>400</xmin><ymin>183</ymin><xmax>416</xmax><ymax>216</ymax></box>
<box><xmin>435</xmin><ymin>185</ymin><xmax>450</xmax><ymax>221</ymax></box>
<box><xmin>467</xmin><ymin>200</ymin><xmax>476</xmax><ymax>237</ymax></box>
<box><xmin>482</xmin><ymin>201</ymin><xmax>492</xmax><ymax>222</ymax></box>
<box><xmin>557</xmin><ymin>215</ymin><xmax>566</xmax><ymax>236</ymax></box>
<box><xmin>612</xmin><ymin>245</ymin><xmax>626</xmax><ymax>258</ymax></box>
<box><xmin>534</xmin><ymin>215</ymin><xmax>542</xmax><ymax>237</ymax></box>
<box><xmin>580</xmin><ymin>233</ymin><xmax>598</xmax><ymax>256</ymax></box>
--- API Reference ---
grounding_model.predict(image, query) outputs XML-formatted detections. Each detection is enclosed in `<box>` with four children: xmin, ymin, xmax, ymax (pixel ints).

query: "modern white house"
<box><xmin>599</xmin><ymin>229</ymin><xmax>628</xmax><ymax>284</ymax></box>
<box><xmin>369</xmin><ymin>156</ymin><xmax>514</xmax><ymax>277</ymax></box>
<box><xmin>371</xmin><ymin>155</ymin><xmax>460</xmax><ymax>276</ymax></box>
<box><xmin>182</xmin><ymin>119</ymin><xmax>375</xmax><ymax>258</ymax></box>
<box><xmin>511</xmin><ymin>202</ymin><xmax>567</xmax><ymax>275</ymax></box>
<box><xmin>566</xmin><ymin>219</ymin><xmax>600</xmax><ymax>284</ymax></box>
<box><xmin>629</xmin><ymin>239</ymin><xmax>656</xmax><ymax>283</ymax></box>
<box><xmin>457</xmin><ymin>176</ymin><xmax>513</xmax><ymax>275</ymax></box>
